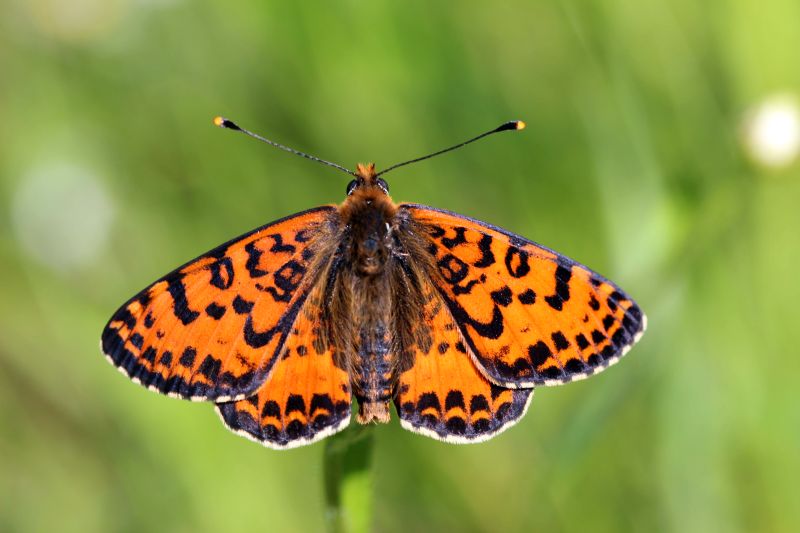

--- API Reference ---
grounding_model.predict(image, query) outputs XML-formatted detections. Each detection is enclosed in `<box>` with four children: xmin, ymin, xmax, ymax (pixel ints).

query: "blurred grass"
<box><xmin>1</xmin><ymin>0</ymin><xmax>799</xmax><ymax>532</ymax></box>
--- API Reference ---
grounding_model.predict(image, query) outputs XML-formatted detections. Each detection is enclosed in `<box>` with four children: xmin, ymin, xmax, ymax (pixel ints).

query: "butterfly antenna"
<box><xmin>375</xmin><ymin>120</ymin><xmax>526</xmax><ymax>178</ymax></box>
<box><xmin>213</xmin><ymin>116</ymin><xmax>356</xmax><ymax>177</ymax></box>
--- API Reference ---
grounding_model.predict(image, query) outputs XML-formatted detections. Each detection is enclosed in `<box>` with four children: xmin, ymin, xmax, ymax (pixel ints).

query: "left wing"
<box><xmin>400</xmin><ymin>204</ymin><xmax>646</xmax><ymax>388</ymax></box>
<box><xmin>101</xmin><ymin>206</ymin><xmax>336</xmax><ymax>402</ymax></box>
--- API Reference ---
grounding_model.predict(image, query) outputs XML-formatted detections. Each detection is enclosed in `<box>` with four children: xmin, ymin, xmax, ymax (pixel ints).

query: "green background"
<box><xmin>2</xmin><ymin>1</ymin><xmax>799</xmax><ymax>532</ymax></box>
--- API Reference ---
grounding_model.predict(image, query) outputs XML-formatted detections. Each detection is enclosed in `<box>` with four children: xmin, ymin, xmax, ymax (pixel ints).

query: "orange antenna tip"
<box><xmin>213</xmin><ymin>116</ymin><xmax>241</xmax><ymax>131</ymax></box>
<box><xmin>515</xmin><ymin>120</ymin><xmax>526</xmax><ymax>130</ymax></box>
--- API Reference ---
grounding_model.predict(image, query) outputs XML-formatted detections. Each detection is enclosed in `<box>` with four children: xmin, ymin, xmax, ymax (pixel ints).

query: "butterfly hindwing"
<box><xmin>395</xmin><ymin>283</ymin><xmax>533</xmax><ymax>442</ymax></box>
<box><xmin>401</xmin><ymin>204</ymin><xmax>646</xmax><ymax>388</ymax></box>
<box><xmin>216</xmin><ymin>286</ymin><xmax>352</xmax><ymax>448</ymax></box>
<box><xmin>101</xmin><ymin>206</ymin><xmax>336</xmax><ymax>402</ymax></box>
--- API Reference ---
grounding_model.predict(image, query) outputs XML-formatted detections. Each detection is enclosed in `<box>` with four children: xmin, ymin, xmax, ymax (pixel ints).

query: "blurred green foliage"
<box><xmin>1</xmin><ymin>0</ymin><xmax>799</xmax><ymax>531</ymax></box>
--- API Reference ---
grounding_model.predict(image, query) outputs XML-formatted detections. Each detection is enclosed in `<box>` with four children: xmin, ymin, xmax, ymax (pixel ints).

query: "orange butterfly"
<box><xmin>101</xmin><ymin>117</ymin><xmax>646</xmax><ymax>448</ymax></box>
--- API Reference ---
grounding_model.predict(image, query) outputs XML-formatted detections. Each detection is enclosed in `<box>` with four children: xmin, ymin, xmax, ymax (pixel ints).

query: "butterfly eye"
<box><xmin>346</xmin><ymin>179</ymin><xmax>358</xmax><ymax>195</ymax></box>
<box><xmin>376</xmin><ymin>178</ymin><xmax>390</xmax><ymax>194</ymax></box>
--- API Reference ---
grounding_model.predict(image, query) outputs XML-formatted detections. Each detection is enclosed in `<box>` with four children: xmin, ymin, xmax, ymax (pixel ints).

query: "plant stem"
<box><xmin>323</xmin><ymin>425</ymin><xmax>375</xmax><ymax>533</ymax></box>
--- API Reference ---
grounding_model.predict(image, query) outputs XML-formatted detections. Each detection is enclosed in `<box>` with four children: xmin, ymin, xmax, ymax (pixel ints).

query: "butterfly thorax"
<box><xmin>340</xmin><ymin>187</ymin><xmax>397</xmax><ymax>275</ymax></box>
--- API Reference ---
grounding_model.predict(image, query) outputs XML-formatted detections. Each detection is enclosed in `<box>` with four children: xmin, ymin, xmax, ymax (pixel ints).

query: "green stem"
<box><xmin>323</xmin><ymin>425</ymin><xmax>375</xmax><ymax>533</ymax></box>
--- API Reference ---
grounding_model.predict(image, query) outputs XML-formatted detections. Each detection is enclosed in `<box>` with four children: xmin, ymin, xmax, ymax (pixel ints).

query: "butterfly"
<box><xmin>101</xmin><ymin>117</ymin><xmax>646</xmax><ymax>449</ymax></box>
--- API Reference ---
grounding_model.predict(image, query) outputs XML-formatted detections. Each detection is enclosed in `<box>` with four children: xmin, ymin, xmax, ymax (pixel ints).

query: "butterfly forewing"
<box><xmin>101</xmin><ymin>206</ymin><xmax>336</xmax><ymax>402</ymax></box>
<box><xmin>400</xmin><ymin>204</ymin><xmax>646</xmax><ymax>388</ymax></box>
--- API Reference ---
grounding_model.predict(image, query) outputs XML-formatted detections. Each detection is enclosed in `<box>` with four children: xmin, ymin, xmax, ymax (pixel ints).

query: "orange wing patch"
<box><xmin>401</xmin><ymin>204</ymin><xmax>646</xmax><ymax>388</ymax></box>
<box><xmin>101</xmin><ymin>207</ymin><xmax>336</xmax><ymax>402</ymax></box>
<box><xmin>216</xmin><ymin>288</ymin><xmax>352</xmax><ymax>448</ymax></box>
<box><xmin>395</xmin><ymin>285</ymin><xmax>533</xmax><ymax>443</ymax></box>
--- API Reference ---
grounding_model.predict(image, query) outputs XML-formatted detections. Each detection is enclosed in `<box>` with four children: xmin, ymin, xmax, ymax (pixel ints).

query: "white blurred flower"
<box><xmin>11</xmin><ymin>162</ymin><xmax>115</xmax><ymax>272</ymax></box>
<box><xmin>742</xmin><ymin>94</ymin><xmax>800</xmax><ymax>169</ymax></box>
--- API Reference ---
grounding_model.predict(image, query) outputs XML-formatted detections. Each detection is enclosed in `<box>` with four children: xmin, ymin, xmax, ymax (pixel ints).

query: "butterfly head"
<box><xmin>346</xmin><ymin>163</ymin><xmax>390</xmax><ymax>197</ymax></box>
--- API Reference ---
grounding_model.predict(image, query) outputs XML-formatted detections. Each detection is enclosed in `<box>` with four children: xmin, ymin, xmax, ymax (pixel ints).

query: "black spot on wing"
<box><xmin>445</xmin><ymin>417</ymin><xmax>467</xmax><ymax>435</ymax></box>
<box><xmin>198</xmin><ymin>355</ymin><xmax>222</xmax><ymax>380</ymax></box>
<box><xmin>427</xmin><ymin>225</ymin><xmax>445</xmax><ymax>238</ymax></box>
<box><xmin>209</xmin><ymin>257</ymin><xmax>234</xmax><ymax>289</ymax></box>
<box><xmin>609</xmin><ymin>291</ymin><xmax>625</xmax><ymax>303</ymax></box>
<box><xmin>441</xmin><ymin>227</ymin><xmax>468</xmax><ymax>249</ymax></box>
<box><xmin>470</xmin><ymin>394</ymin><xmax>489</xmax><ymax>412</ymax></box>
<box><xmin>564</xmin><ymin>358</ymin><xmax>586</xmax><ymax>373</ymax></box>
<box><xmin>310</xmin><ymin>393</ymin><xmax>334</xmax><ymax>415</ymax></box>
<box><xmin>545</xmin><ymin>264</ymin><xmax>572</xmax><ymax>311</ymax></box>
<box><xmin>142</xmin><ymin>346</ymin><xmax>157</xmax><ymax>363</ymax></box>
<box><xmin>179</xmin><ymin>347</ymin><xmax>197</xmax><ymax>367</ymax></box>
<box><xmin>261</xmin><ymin>400</ymin><xmax>281</xmax><ymax>418</ymax></box>
<box><xmin>294</xmin><ymin>229</ymin><xmax>312</xmax><ymax>243</ymax></box>
<box><xmin>611</xmin><ymin>327</ymin><xmax>630</xmax><ymax>350</ymax></box>
<box><xmin>244</xmin><ymin>242</ymin><xmax>269</xmax><ymax>278</ymax></box>
<box><xmin>575</xmin><ymin>333</ymin><xmax>590</xmax><ymax>350</ymax></box>
<box><xmin>528</xmin><ymin>341</ymin><xmax>553</xmax><ymax>368</ymax></box>
<box><xmin>284</xmin><ymin>420</ymin><xmax>308</xmax><ymax>440</ymax></box>
<box><xmin>437</xmin><ymin>254</ymin><xmax>469</xmax><ymax>284</ymax></box>
<box><xmin>541</xmin><ymin>366</ymin><xmax>563</xmax><ymax>380</ymax></box>
<box><xmin>474</xmin><ymin>234</ymin><xmax>495</xmax><ymax>267</ymax></box>
<box><xmin>518</xmin><ymin>289</ymin><xmax>536</xmax><ymax>305</ymax></box>
<box><xmin>232</xmin><ymin>295</ymin><xmax>254</xmax><ymax>314</ymax></box>
<box><xmin>261</xmin><ymin>260</ymin><xmax>306</xmax><ymax>303</ymax></box>
<box><xmin>129</xmin><ymin>333</ymin><xmax>144</xmax><ymax>349</ymax></box>
<box><xmin>285</xmin><ymin>394</ymin><xmax>306</xmax><ymax>415</ymax></box>
<box><xmin>504</xmin><ymin>247</ymin><xmax>530</xmax><ymax>278</ymax></box>
<box><xmin>205</xmin><ymin>302</ymin><xmax>226</xmax><ymax>320</ymax></box>
<box><xmin>551</xmin><ymin>331</ymin><xmax>570</xmax><ymax>351</ymax></box>
<box><xmin>159</xmin><ymin>350</ymin><xmax>173</xmax><ymax>366</ymax></box>
<box><xmin>601</xmin><ymin>344</ymin><xmax>615</xmax><ymax>361</ymax></box>
<box><xmin>268</xmin><ymin>233</ymin><xmax>296</xmax><ymax>254</ymax></box>
<box><xmin>490</xmin><ymin>286</ymin><xmax>513</xmax><ymax>307</ymax></box>
<box><xmin>417</xmin><ymin>392</ymin><xmax>441</xmax><ymax>412</ymax></box>
<box><xmin>167</xmin><ymin>277</ymin><xmax>200</xmax><ymax>325</ymax></box>
<box><xmin>445</xmin><ymin>390</ymin><xmax>465</xmax><ymax>410</ymax></box>
<box><xmin>116</xmin><ymin>308</ymin><xmax>137</xmax><ymax>330</ymax></box>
